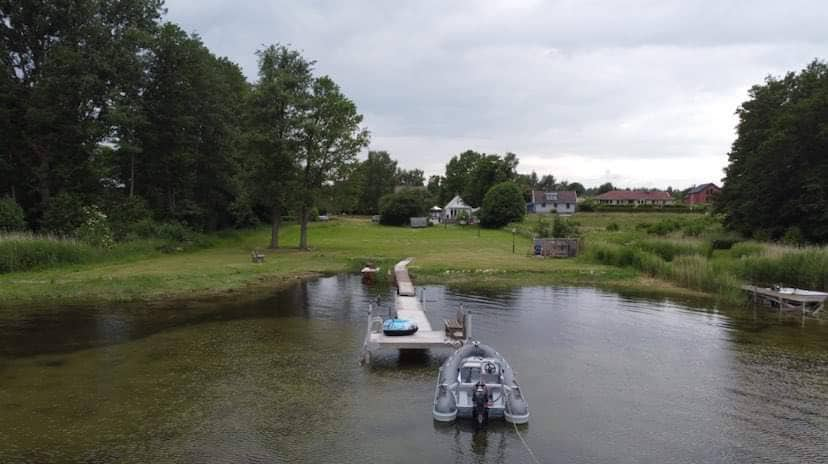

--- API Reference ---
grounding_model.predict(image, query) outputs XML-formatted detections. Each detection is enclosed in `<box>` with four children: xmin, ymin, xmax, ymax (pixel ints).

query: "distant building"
<box><xmin>528</xmin><ymin>191</ymin><xmax>577</xmax><ymax>214</ymax></box>
<box><xmin>443</xmin><ymin>195</ymin><xmax>473</xmax><ymax>223</ymax></box>
<box><xmin>595</xmin><ymin>190</ymin><xmax>675</xmax><ymax>206</ymax></box>
<box><xmin>686</xmin><ymin>183</ymin><xmax>720</xmax><ymax>205</ymax></box>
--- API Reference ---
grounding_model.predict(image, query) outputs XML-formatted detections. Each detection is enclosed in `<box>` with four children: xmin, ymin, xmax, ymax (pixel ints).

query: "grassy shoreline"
<box><xmin>3</xmin><ymin>214</ymin><xmax>820</xmax><ymax>311</ymax></box>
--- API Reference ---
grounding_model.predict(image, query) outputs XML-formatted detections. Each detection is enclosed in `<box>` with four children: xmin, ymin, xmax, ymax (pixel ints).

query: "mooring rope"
<box><xmin>513</xmin><ymin>421</ymin><xmax>542</xmax><ymax>464</ymax></box>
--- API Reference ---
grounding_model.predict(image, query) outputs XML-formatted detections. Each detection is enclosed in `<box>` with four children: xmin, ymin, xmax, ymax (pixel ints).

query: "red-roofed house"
<box><xmin>595</xmin><ymin>190</ymin><xmax>675</xmax><ymax>207</ymax></box>
<box><xmin>528</xmin><ymin>191</ymin><xmax>578</xmax><ymax>214</ymax></box>
<box><xmin>685</xmin><ymin>183</ymin><xmax>720</xmax><ymax>205</ymax></box>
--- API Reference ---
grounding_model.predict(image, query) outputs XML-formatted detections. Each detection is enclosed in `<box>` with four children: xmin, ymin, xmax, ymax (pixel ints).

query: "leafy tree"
<box><xmin>296</xmin><ymin>76</ymin><xmax>370</xmax><ymax>249</ymax></box>
<box><xmin>0</xmin><ymin>197</ymin><xmax>25</xmax><ymax>231</ymax></box>
<box><xmin>128</xmin><ymin>24</ymin><xmax>247</xmax><ymax>230</ymax></box>
<box><xmin>240</xmin><ymin>44</ymin><xmax>312</xmax><ymax>248</ymax></box>
<box><xmin>479</xmin><ymin>182</ymin><xmax>526</xmax><ymax>228</ymax></box>
<box><xmin>355</xmin><ymin>151</ymin><xmax>397</xmax><ymax>214</ymax></box>
<box><xmin>396</xmin><ymin>168</ymin><xmax>425</xmax><ymax>187</ymax></box>
<box><xmin>596</xmin><ymin>182</ymin><xmax>615</xmax><ymax>195</ymax></box>
<box><xmin>717</xmin><ymin>60</ymin><xmax>828</xmax><ymax>242</ymax></box>
<box><xmin>567</xmin><ymin>182</ymin><xmax>586</xmax><ymax>196</ymax></box>
<box><xmin>1</xmin><ymin>0</ymin><xmax>164</xmax><ymax>224</ymax></box>
<box><xmin>537</xmin><ymin>174</ymin><xmax>557</xmax><ymax>191</ymax></box>
<box><xmin>42</xmin><ymin>192</ymin><xmax>87</xmax><ymax>236</ymax></box>
<box><xmin>378</xmin><ymin>189</ymin><xmax>429</xmax><ymax>226</ymax></box>
<box><xmin>427</xmin><ymin>175</ymin><xmax>444</xmax><ymax>205</ymax></box>
<box><xmin>443</xmin><ymin>150</ymin><xmax>483</xmax><ymax>204</ymax></box>
<box><xmin>463</xmin><ymin>153</ymin><xmax>519</xmax><ymax>207</ymax></box>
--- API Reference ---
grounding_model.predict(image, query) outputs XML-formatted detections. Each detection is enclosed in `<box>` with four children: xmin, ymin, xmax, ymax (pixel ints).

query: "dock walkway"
<box><xmin>360</xmin><ymin>258</ymin><xmax>465</xmax><ymax>364</ymax></box>
<box><xmin>742</xmin><ymin>285</ymin><xmax>826</xmax><ymax>324</ymax></box>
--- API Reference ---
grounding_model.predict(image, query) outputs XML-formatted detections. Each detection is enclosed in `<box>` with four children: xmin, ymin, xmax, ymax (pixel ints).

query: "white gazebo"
<box><xmin>430</xmin><ymin>206</ymin><xmax>443</xmax><ymax>223</ymax></box>
<box><xmin>443</xmin><ymin>195</ymin><xmax>472</xmax><ymax>223</ymax></box>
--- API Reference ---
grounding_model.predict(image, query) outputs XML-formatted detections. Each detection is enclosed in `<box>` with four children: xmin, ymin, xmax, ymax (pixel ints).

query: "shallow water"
<box><xmin>1</xmin><ymin>276</ymin><xmax>827</xmax><ymax>463</ymax></box>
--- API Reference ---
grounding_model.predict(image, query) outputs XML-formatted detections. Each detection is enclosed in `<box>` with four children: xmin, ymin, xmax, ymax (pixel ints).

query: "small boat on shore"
<box><xmin>433</xmin><ymin>341</ymin><xmax>529</xmax><ymax>425</ymax></box>
<box><xmin>382</xmin><ymin>318</ymin><xmax>418</xmax><ymax>336</ymax></box>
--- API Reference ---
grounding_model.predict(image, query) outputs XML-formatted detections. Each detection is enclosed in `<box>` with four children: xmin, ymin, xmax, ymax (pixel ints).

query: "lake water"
<box><xmin>1</xmin><ymin>275</ymin><xmax>826</xmax><ymax>463</ymax></box>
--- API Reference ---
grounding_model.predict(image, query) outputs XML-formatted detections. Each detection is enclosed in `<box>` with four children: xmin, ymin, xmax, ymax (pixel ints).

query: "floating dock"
<box><xmin>742</xmin><ymin>285</ymin><xmax>826</xmax><ymax>324</ymax></box>
<box><xmin>360</xmin><ymin>258</ymin><xmax>467</xmax><ymax>365</ymax></box>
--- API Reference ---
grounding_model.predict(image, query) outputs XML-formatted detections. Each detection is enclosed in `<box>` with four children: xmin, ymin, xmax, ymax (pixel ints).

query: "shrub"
<box><xmin>42</xmin><ymin>192</ymin><xmax>86</xmax><ymax>236</ymax></box>
<box><xmin>578</xmin><ymin>199</ymin><xmax>596</xmax><ymax>212</ymax></box>
<box><xmin>637</xmin><ymin>239</ymin><xmax>704</xmax><ymax>261</ymax></box>
<box><xmin>551</xmin><ymin>216</ymin><xmax>579</xmax><ymax>238</ymax></box>
<box><xmin>709</xmin><ymin>232</ymin><xmax>743</xmax><ymax>250</ymax></box>
<box><xmin>379</xmin><ymin>189</ymin><xmax>429</xmax><ymax>226</ymax></box>
<box><xmin>782</xmin><ymin>226</ymin><xmax>803</xmax><ymax>246</ymax></box>
<box><xmin>533</xmin><ymin>216</ymin><xmax>552</xmax><ymax>238</ymax></box>
<box><xmin>75</xmin><ymin>206</ymin><xmax>114</xmax><ymax>249</ymax></box>
<box><xmin>479</xmin><ymin>182</ymin><xmax>525</xmax><ymax>228</ymax></box>
<box><xmin>605</xmin><ymin>222</ymin><xmax>620</xmax><ymax>232</ymax></box>
<box><xmin>106</xmin><ymin>196</ymin><xmax>153</xmax><ymax>240</ymax></box>
<box><xmin>0</xmin><ymin>197</ymin><xmax>26</xmax><ymax>231</ymax></box>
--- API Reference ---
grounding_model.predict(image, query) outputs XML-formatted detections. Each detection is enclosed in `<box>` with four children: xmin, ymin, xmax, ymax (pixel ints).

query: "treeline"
<box><xmin>717</xmin><ymin>60</ymin><xmax>828</xmax><ymax>243</ymax></box>
<box><xmin>1</xmin><ymin>1</ymin><xmax>367</xmax><ymax>249</ymax></box>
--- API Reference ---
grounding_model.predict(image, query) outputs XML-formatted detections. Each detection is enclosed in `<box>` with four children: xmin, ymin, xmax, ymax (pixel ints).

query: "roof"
<box><xmin>531</xmin><ymin>190</ymin><xmax>577</xmax><ymax>203</ymax></box>
<box><xmin>444</xmin><ymin>195</ymin><xmax>471</xmax><ymax>209</ymax></box>
<box><xmin>595</xmin><ymin>190</ymin><xmax>673</xmax><ymax>201</ymax></box>
<box><xmin>687</xmin><ymin>183</ymin><xmax>720</xmax><ymax>194</ymax></box>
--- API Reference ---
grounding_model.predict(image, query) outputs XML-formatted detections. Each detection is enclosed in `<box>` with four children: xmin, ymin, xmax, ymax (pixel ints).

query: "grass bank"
<box><xmin>0</xmin><ymin>216</ymin><xmax>704</xmax><ymax>309</ymax></box>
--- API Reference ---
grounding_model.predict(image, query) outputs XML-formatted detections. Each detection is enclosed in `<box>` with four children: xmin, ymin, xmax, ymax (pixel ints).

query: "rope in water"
<box><xmin>513</xmin><ymin>421</ymin><xmax>542</xmax><ymax>464</ymax></box>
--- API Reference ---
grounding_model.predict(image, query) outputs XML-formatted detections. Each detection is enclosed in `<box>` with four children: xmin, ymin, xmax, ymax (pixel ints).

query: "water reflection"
<box><xmin>1</xmin><ymin>275</ymin><xmax>826</xmax><ymax>463</ymax></box>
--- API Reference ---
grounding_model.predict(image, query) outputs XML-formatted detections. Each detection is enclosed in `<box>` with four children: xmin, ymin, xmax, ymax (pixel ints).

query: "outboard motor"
<box><xmin>472</xmin><ymin>381</ymin><xmax>489</xmax><ymax>426</ymax></box>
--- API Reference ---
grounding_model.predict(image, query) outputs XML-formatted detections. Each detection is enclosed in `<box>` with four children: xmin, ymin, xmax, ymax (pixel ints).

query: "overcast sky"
<box><xmin>165</xmin><ymin>0</ymin><xmax>827</xmax><ymax>189</ymax></box>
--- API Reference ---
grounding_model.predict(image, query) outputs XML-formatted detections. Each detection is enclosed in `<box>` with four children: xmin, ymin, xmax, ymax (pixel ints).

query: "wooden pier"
<box><xmin>742</xmin><ymin>285</ymin><xmax>826</xmax><ymax>324</ymax></box>
<box><xmin>360</xmin><ymin>258</ymin><xmax>467</xmax><ymax>365</ymax></box>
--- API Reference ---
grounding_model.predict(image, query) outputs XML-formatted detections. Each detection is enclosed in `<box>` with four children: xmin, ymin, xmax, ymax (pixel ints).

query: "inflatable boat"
<box><xmin>433</xmin><ymin>341</ymin><xmax>529</xmax><ymax>424</ymax></box>
<box><xmin>382</xmin><ymin>319</ymin><xmax>418</xmax><ymax>336</ymax></box>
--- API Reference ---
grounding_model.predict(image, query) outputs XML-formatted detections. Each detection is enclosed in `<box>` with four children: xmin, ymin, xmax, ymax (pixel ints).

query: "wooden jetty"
<box><xmin>742</xmin><ymin>285</ymin><xmax>826</xmax><ymax>324</ymax></box>
<box><xmin>360</xmin><ymin>258</ymin><xmax>468</xmax><ymax>365</ymax></box>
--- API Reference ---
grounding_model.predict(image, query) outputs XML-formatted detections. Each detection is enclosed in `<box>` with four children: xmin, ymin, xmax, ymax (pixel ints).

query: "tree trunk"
<box><xmin>270</xmin><ymin>205</ymin><xmax>281</xmax><ymax>249</ymax></box>
<box><xmin>299</xmin><ymin>205</ymin><xmax>310</xmax><ymax>250</ymax></box>
<box><xmin>129</xmin><ymin>152</ymin><xmax>135</xmax><ymax>197</ymax></box>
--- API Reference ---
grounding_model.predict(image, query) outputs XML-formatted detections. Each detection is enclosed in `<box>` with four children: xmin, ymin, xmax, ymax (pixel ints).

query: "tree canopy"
<box><xmin>717</xmin><ymin>60</ymin><xmax>828</xmax><ymax>243</ymax></box>
<box><xmin>479</xmin><ymin>181</ymin><xmax>526</xmax><ymax>228</ymax></box>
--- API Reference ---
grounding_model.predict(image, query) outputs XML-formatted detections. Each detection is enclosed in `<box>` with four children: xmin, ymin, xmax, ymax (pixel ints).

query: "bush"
<box><xmin>379</xmin><ymin>189</ymin><xmax>429</xmax><ymax>226</ymax></box>
<box><xmin>551</xmin><ymin>216</ymin><xmax>579</xmax><ymax>237</ymax></box>
<box><xmin>782</xmin><ymin>226</ymin><xmax>803</xmax><ymax>246</ymax></box>
<box><xmin>578</xmin><ymin>199</ymin><xmax>596</xmax><ymax>212</ymax></box>
<box><xmin>709</xmin><ymin>233</ymin><xmax>743</xmax><ymax>250</ymax></box>
<box><xmin>106</xmin><ymin>196</ymin><xmax>153</xmax><ymax>240</ymax></box>
<box><xmin>0</xmin><ymin>197</ymin><xmax>26</xmax><ymax>231</ymax></box>
<box><xmin>533</xmin><ymin>216</ymin><xmax>551</xmax><ymax>238</ymax></box>
<box><xmin>75</xmin><ymin>206</ymin><xmax>114</xmax><ymax>249</ymax></box>
<box><xmin>42</xmin><ymin>192</ymin><xmax>86</xmax><ymax>236</ymax></box>
<box><xmin>605</xmin><ymin>222</ymin><xmax>620</xmax><ymax>232</ymax></box>
<box><xmin>479</xmin><ymin>182</ymin><xmax>525</xmax><ymax>228</ymax></box>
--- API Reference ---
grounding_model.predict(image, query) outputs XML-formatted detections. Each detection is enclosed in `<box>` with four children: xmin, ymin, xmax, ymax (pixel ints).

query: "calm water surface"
<box><xmin>1</xmin><ymin>276</ymin><xmax>827</xmax><ymax>463</ymax></box>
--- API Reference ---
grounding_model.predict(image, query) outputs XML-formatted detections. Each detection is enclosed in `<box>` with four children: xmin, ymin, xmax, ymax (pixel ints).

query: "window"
<box><xmin>566</xmin><ymin>203</ymin><xmax>570</xmax><ymax>209</ymax></box>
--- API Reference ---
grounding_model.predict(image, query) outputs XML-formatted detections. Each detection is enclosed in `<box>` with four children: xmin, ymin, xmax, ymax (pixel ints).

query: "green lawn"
<box><xmin>0</xmin><ymin>216</ymin><xmax>706</xmax><ymax>308</ymax></box>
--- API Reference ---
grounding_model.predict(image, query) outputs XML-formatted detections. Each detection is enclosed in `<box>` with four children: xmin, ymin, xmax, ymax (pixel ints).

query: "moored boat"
<box><xmin>382</xmin><ymin>318</ymin><xmax>418</xmax><ymax>336</ymax></box>
<box><xmin>433</xmin><ymin>341</ymin><xmax>529</xmax><ymax>424</ymax></box>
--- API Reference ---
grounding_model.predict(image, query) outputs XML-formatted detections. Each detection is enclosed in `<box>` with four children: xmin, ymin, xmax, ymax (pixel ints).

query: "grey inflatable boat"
<box><xmin>432</xmin><ymin>341</ymin><xmax>529</xmax><ymax>424</ymax></box>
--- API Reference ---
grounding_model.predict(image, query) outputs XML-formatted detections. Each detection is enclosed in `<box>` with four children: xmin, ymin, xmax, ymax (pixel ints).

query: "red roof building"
<box><xmin>595</xmin><ymin>190</ymin><xmax>675</xmax><ymax>206</ymax></box>
<box><xmin>685</xmin><ymin>183</ymin><xmax>720</xmax><ymax>205</ymax></box>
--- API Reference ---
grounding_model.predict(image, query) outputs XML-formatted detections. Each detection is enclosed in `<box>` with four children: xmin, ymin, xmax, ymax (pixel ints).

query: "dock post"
<box><xmin>463</xmin><ymin>310</ymin><xmax>472</xmax><ymax>341</ymax></box>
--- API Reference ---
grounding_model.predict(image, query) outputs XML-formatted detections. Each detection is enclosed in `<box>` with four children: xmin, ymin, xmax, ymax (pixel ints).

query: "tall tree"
<box><xmin>296</xmin><ymin>76</ymin><xmax>369</xmax><ymax>249</ymax></box>
<box><xmin>427</xmin><ymin>175</ymin><xmax>443</xmax><ymax>205</ymax></box>
<box><xmin>717</xmin><ymin>60</ymin><xmax>828</xmax><ymax>242</ymax></box>
<box><xmin>443</xmin><ymin>150</ymin><xmax>482</xmax><ymax>204</ymax></box>
<box><xmin>537</xmin><ymin>174</ymin><xmax>557</xmax><ymax>191</ymax></box>
<box><xmin>241</xmin><ymin>44</ymin><xmax>313</xmax><ymax>248</ymax></box>
<box><xmin>0</xmin><ymin>0</ymin><xmax>163</xmax><ymax>225</ymax></box>
<box><xmin>356</xmin><ymin>151</ymin><xmax>397</xmax><ymax>214</ymax></box>
<box><xmin>463</xmin><ymin>152</ymin><xmax>519</xmax><ymax>207</ymax></box>
<box><xmin>395</xmin><ymin>168</ymin><xmax>425</xmax><ymax>187</ymax></box>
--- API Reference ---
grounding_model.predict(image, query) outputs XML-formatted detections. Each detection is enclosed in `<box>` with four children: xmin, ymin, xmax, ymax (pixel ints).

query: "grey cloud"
<box><xmin>164</xmin><ymin>0</ymin><xmax>828</xmax><ymax>187</ymax></box>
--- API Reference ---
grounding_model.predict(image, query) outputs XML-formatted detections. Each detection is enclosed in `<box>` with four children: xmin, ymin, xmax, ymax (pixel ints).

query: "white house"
<box><xmin>528</xmin><ymin>191</ymin><xmax>577</xmax><ymax>215</ymax></box>
<box><xmin>443</xmin><ymin>195</ymin><xmax>472</xmax><ymax>223</ymax></box>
